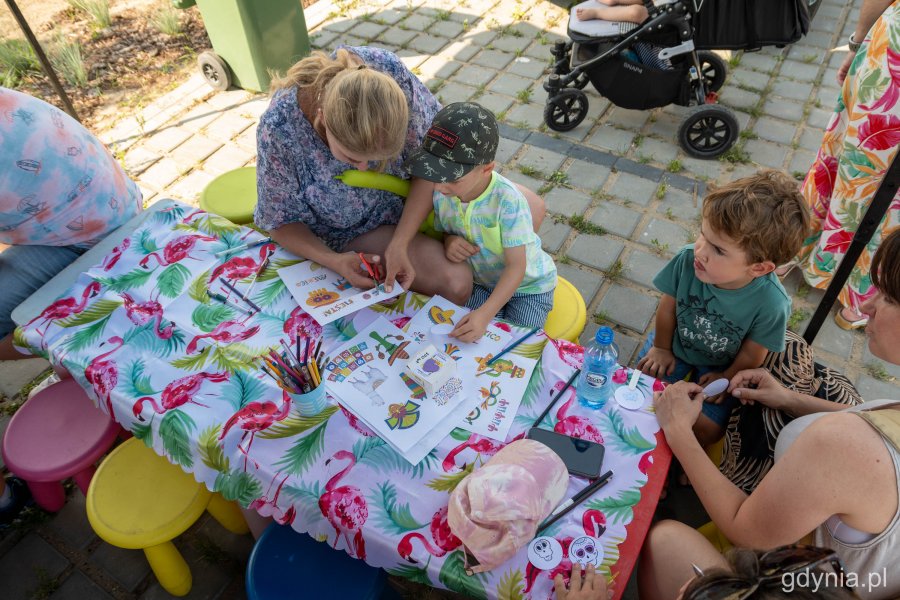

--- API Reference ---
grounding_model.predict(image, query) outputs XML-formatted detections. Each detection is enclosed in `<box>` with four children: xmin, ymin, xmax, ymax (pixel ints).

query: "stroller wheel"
<box><xmin>678</xmin><ymin>105</ymin><xmax>739</xmax><ymax>159</ymax></box>
<box><xmin>697</xmin><ymin>51</ymin><xmax>727</xmax><ymax>93</ymax></box>
<box><xmin>544</xmin><ymin>89</ymin><xmax>589</xmax><ymax>132</ymax></box>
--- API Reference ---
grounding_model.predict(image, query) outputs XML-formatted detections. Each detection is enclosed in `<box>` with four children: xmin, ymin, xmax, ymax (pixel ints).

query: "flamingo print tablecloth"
<box><xmin>15</xmin><ymin>203</ymin><xmax>671</xmax><ymax>600</ymax></box>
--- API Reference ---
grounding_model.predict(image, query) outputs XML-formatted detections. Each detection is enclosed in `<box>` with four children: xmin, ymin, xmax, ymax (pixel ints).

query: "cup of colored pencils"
<box><xmin>257</xmin><ymin>336</ymin><xmax>327</xmax><ymax>416</ymax></box>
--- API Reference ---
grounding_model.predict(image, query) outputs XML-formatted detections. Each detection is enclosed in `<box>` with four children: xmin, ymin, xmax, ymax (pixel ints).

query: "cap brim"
<box><xmin>406</xmin><ymin>148</ymin><xmax>476</xmax><ymax>183</ymax></box>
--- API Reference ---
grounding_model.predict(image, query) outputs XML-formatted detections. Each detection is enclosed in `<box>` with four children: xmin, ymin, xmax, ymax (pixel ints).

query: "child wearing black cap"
<box><xmin>407</xmin><ymin>102</ymin><xmax>558</xmax><ymax>343</ymax></box>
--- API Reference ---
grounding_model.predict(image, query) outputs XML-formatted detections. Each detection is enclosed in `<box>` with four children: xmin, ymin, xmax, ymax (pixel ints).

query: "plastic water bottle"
<box><xmin>577</xmin><ymin>326</ymin><xmax>618</xmax><ymax>410</ymax></box>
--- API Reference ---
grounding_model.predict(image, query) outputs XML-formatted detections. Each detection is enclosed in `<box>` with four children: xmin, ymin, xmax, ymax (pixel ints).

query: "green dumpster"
<box><xmin>185</xmin><ymin>0</ymin><xmax>311</xmax><ymax>93</ymax></box>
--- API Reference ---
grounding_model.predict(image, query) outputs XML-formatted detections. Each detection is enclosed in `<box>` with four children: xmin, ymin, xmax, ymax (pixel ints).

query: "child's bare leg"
<box><xmin>576</xmin><ymin>4</ymin><xmax>648</xmax><ymax>23</ymax></box>
<box><xmin>692</xmin><ymin>413</ymin><xmax>726</xmax><ymax>449</ymax></box>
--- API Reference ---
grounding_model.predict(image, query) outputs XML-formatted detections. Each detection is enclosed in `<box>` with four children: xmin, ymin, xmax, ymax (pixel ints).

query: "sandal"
<box><xmin>775</xmin><ymin>261</ymin><xmax>798</xmax><ymax>278</ymax></box>
<box><xmin>834</xmin><ymin>308</ymin><xmax>868</xmax><ymax>330</ymax></box>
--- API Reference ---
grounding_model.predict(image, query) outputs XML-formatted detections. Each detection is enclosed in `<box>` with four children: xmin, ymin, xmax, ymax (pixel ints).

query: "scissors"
<box><xmin>358</xmin><ymin>253</ymin><xmax>382</xmax><ymax>290</ymax></box>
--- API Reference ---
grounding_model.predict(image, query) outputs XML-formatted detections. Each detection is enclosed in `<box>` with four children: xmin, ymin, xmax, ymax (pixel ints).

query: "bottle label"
<box><xmin>585</xmin><ymin>373</ymin><xmax>607</xmax><ymax>388</ymax></box>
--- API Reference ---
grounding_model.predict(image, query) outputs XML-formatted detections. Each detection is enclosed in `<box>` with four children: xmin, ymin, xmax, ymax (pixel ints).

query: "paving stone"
<box><xmin>140</xmin><ymin>157</ymin><xmax>189</xmax><ymax>191</ymax></box>
<box><xmin>508</xmin><ymin>56</ymin><xmax>547</xmax><ymax>79</ymax></box>
<box><xmin>802</xmin><ymin>30</ymin><xmax>835</xmax><ymax>49</ymax></box>
<box><xmin>587</xmin><ymin>125</ymin><xmax>635</xmax><ymax>155</ymax></box>
<box><xmin>45</xmin><ymin>493</ymin><xmax>97</xmax><ymax>551</ymax></box>
<box><xmin>588</xmin><ymin>200</ymin><xmax>641</xmax><ymax>239</ymax></box>
<box><xmin>565</xmin><ymin>160</ymin><xmax>611</xmax><ymax>192</ymax></box>
<box><xmin>417</xmin><ymin>56</ymin><xmax>463</xmax><ymax>80</ymax></box>
<box><xmin>744</xmin><ymin>139</ymin><xmax>789</xmax><ymax>169</ymax></box>
<box><xmin>729</xmin><ymin>69</ymin><xmax>770</xmax><ymax>93</ymax></box>
<box><xmin>607</xmin><ymin>172</ymin><xmax>658</xmax><ymax>207</ymax></box>
<box><xmin>504</xmin><ymin>102</ymin><xmax>546</xmax><ymax>129</ymax></box>
<box><xmin>556</xmin><ymin>264</ymin><xmax>604</xmax><ymax>306</ymax></box>
<box><xmin>738</xmin><ymin>52</ymin><xmax>777</xmax><ymax>73</ymax></box>
<box><xmin>615</xmin><ymin>159</ymin><xmax>662</xmax><ymax>182</ymax></box>
<box><xmin>170</xmin><ymin>134</ymin><xmax>223</xmax><ymax>165</ymax></box>
<box><xmin>657</xmin><ymin>185</ymin><xmax>699</xmax><ymax>222</ymax></box>
<box><xmin>50</xmin><ymin>570</ymin><xmax>115</xmax><ymax>600</ymax></box>
<box><xmin>780</xmin><ymin>59</ymin><xmax>821</xmax><ymax>82</ymax></box>
<box><xmin>526</xmin><ymin>132</ymin><xmax>574</xmax><ymax>157</ymax></box>
<box><xmin>138</xmin><ymin>537</ymin><xmax>234</xmax><ymax>600</ymax></box>
<box><xmin>196</xmin><ymin>518</ymin><xmax>255</xmax><ymax>564</ymax></box>
<box><xmin>597</xmin><ymin>284</ymin><xmax>658</xmax><ymax>332</ymax></box>
<box><xmin>811</xmin><ymin>315</ymin><xmax>856</xmax><ymax>360</ymax></box>
<box><xmin>605</xmin><ymin>107</ymin><xmax>649</xmax><ymax>131</ymax></box>
<box><xmin>489</xmin><ymin>72</ymin><xmax>533</xmax><ymax>97</ymax></box>
<box><xmin>718</xmin><ymin>87</ymin><xmax>760</xmax><ymax>111</ymax></box>
<box><xmin>635</xmin><ymin>137</ymin><xmax>679</xmax><ymax>167</ymax></box>
<box><xmin>121</xmin><ymin>145</ymin><xmax>161</xmax><ymax>177</ymax></box>
<box><xmin>770</xmin><ymin>79</ymin><xmax>814</xmax><ymax>102</ymax></box>
<box><xmin>471</xmin><ymin>92</ymin><xmax>514</xmax><ymax>117</ymax></box>
<box><xmin>203</xmin><ymin>145</ymin><xmax>255</xmax><ymax>175</ymax></box>
<box><xmin>615</xmin><ymin>331</ymin><xmax>642</xmax><ymax>365</ymax></box>
<box><xmin>0</xmin><ymin>533</ymin><xmax>69</xmax><ymax>599</ymax></box>
<box><xmin>427</xmin><ymin>18</ymin><xmax>466</xmax><ymax>38</ymax></box>
<box><xmin>545</xmin><ymin>187</ymin><xmax>592</xmax><ymax>217</ymax></box>
<box><xmin>678</xmin><ymin>156</ymin><xmax>724</xmax><ymax>182</ymax></box>
<box><xmin>178</xmin><ymin>104</ymin><xmax>223</xmax><ymax>133</ymax></box>
<box><xmin>855</xmin><ymin>374</ymin><xmax>899</xmax><ymax>402</ymax></box>
<box><xmin>496</xmin><ymin>137</ymin><xmax>522</xmax><ymax>164</ymax></box>
<box><xmin>399</xmin><ymin>13</ymin><xmax>432</xmax><ymax>30</ymax></box>
<box><xmin>798</xmin><ymin>128</ymin><xmax>825</xmax><ymax>152</ymax></box>
<box><xmin>491</xmin><ymin>33</ymin><xmax>533</xmax><ymax>54</ymax></box>
<box><xmin>89</xmin><ymin>543</ymin><xmax>151</xmax><ymax>592</ymax></box>
<box><xmin>408</xmin><ymin>33</ymin><xmax>449</xmax><ymax>54</ymax></box>
<box><xmin>753</xmin><ymin>116</ymin><xmax>798</xmax><ymax>145</ymax></box>
<box><xmin>143</xmin><ymin>127</ymin><xmax>192</xmax><ymax>154</ymax></box>
<box><xmin>516</xmin><ymin>146</ymin><xmax>566</xmax><ymax>176</ymax></box>
<box><xmin>375</xmin><ymin>8</ymin><xmax>408</xmax><ymax>25</ymax></box>
<box><xmin>789</xmin><ymin>150</ymin><xmax>817</xmax><ymax>177</ymax></box>
<box><xmin>646</xmin><ymin>111</ymin><xmax>681</xmax><ymax>140</ymax></box>
<box><xmin>807</xmin><ymin>106</ymin><xmax>836</xmax><ymax>129</ymax></box>
<box><xmin>501</xmin><ymin>168</ymin><xmax>544</xmax><ymax>197</ymax></box>
<box><xmin>234</xmin><ymin>124</ymin><xmax>258</xmax><ymax>152</ymax></box>
<box><xmin>762</xmin><ymin>99</ymin><xmax>805</xmax><ymax>122</ymax></box>
<box><xmin>568</xmin><ymin>144</ymin><xmax>616</xmax><ymax>168</ymax></box>
<box><xmin>861</xmin><ymin>345</ymin><xmax>900</xmax><ymax>381</ymax></box>
<box><xmin>310</xmin><ymin>30</ymin><xmax>339</xmax><ymax>49</ymax></box>
<box><xmin>381</xmin><ymin>26</ymin><xmax>417</xmax><ymax>46</ymax></box>
<box><xmin>623</xmin><ymin>250</ymin><xmax>668</xmax><ymax>288</ymax></box>
<box><xmin>567</xmin><ymin>234</ymin><xmax>625</xmax><ymax>271</ymax></box>
<box><xmin>436</xmin><ymin>81</ymin><xmax>479</xmax><ymax>104</ymax></box>
<box><xmin>472</xmin><ymin>49</ymin><xmax>515</xmax><ymax>70</ymax></box>
<box><xmin>637</xmin><ymin>219</ymin><xmax>690</xmax><ymax>255</ymax></box>
<box><xmin>580</xmin><ymin>320</ymin><xmax>601</xmax><ymax>348</ymax></box>
<box><xmin>540</xmin><ymin>218</ymin><xmax>572</xmax><ymax>254</ymax></box>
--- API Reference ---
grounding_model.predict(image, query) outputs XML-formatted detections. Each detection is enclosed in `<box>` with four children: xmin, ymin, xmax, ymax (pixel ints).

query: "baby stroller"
<box><xmin>543</xmin><ymin>0</ymin><xmax>811</xmax><ymax>159</ymax></box>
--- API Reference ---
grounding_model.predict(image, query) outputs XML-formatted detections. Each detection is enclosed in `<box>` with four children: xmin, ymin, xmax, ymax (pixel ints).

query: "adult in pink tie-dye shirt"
<box><xmin>0</xmin><ymin>87</ymin><xmax>141</xmax><ymax>359</ymax></box>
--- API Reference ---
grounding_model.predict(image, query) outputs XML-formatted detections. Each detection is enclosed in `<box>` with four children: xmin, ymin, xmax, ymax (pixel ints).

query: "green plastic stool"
<box><xmin>200</xmin><ymin>166</ymin><xmax>257</xmax><ymax>225</ymax></box>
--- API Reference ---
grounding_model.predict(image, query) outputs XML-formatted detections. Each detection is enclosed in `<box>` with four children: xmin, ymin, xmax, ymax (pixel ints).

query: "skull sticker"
<box><xmin>568</xmin><ymin>536</ymin><xmax>603</xmax><ymax>568</ymax></box>
<box><xmin>527</xmin><ymin>536</ymin><xmax>563</xmax><ymax>570</ymax></box>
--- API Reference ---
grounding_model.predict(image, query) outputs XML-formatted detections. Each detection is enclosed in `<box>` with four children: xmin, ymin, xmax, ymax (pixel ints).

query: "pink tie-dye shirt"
<box><xmin>0</xmin><ymin>87</ymin><xmax>142</xmax><ymax>249</ymax></box>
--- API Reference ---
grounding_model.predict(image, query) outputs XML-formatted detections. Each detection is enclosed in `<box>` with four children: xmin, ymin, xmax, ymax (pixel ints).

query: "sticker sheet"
<box><xmin>403</xmin><ymin>296</ymin><xmax>539</xmax><ymax>441</ymax></box>
<box><xmin>278</xmin><ymin>261</ymin><xmax>403</xmax><ymax>326</ymax></box>
<box><xmin>323</xmin><ymin>317</ymin><xmax>473</xmax><ymax>463</ymax></box>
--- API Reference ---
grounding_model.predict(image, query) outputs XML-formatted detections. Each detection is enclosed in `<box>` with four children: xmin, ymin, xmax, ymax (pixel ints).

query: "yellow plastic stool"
<box><xmin>86</xmin><ymin>439</ymin><xmax>248</xmax><ymax>596</ymax></box>
<box><xmin>199</xmin><ymin>166</ymin><xmax>257</xmax><ymax>225</ymax></box>
<box><xmin>544</xmin><ymin>277</ymin><xmax>587</xmax><ymax>343</ymax></box>
<box><xmin>698</xmin><ymin>520</ymin><xmax>733</xmax><ymax>553</ymax></box>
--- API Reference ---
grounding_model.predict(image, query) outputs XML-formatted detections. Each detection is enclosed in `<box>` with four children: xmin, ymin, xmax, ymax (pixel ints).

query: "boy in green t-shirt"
<box><xmin>637</xmin><ymin>170</ymin><xmax>810</xmax><ymax>445</ymax></box>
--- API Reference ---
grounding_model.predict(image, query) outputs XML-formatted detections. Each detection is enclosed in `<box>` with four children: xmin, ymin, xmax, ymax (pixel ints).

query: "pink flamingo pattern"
<box><xmin>84</xmin><ymin>336</ymin><xmax>125</xmax><ymax>415</ymax></box>
<box><xmin>524</xmin><ymin>512</ymin><xmax>607</xmax><ymax>593</ymax></box>
<box><xmin>101</xmin><ymin>238</ymin><xmax>130</xmax><ymax>271</ymax></box>
<box><xmin>132</xmin><ymin>371</ymin><xmax>229</xmax><ymax>421</ymax></box>
<box><xmin>120</xmin><ymin>292</ymin><xmax>175</xmax><ymax>340</ymax></box>
<box><xmin>186</xmin><ymin>319</ymin><xmax>260</xmax><ymax>354</ymax></box>
<box><xmin>283</xmin><ymin>306</ymin><xmax>323</xmax><ymax>340</ymax></box>
<box><xmin>553</xmin><ymin>380</ymin><xmax>605</xmax><ymax>444</ymax></box>
<box><xmin>26</xmin><ymin>280</ymin><xmax>101</xmax><ymax>335</ymax></box>
<box><xmin>248</xmin><ymin>473</ymin><xmax>296</xmax><ymax>525</ymax></box>
<box><xmin>546</xmin><ymin>337</ymin><xmax>584</xmax><ymax>369</ymax></box>
<box><xmin>210</xmin><ymin>243</ymin><xmax>276</xmax><ymax>282</ymax></box>
<box><xmin>220</xmin><ymin>390</ymin><xmax>293</xmax><ymax>470</ymax></box>
<box><xmin>340</xmin><ymin>405</ymin><xmax>376</xmax><ymax>437</ymax></box>
<box><xmin>397</xmin><ymin>506</ymin><xmax>461</xmax><ymax>562</ymax></box>
<box><xmin>319</xmin><ymin>450</ymin><xmax>368</xmax><ymax>559</ymax></box>
<box><xmin>442</xmin><ymin>434</ymin><xmax>504</xmax><ymax>472</ymax></box>
<box><xmin>139</xmin><ymin>233</ymin><xmax>218</xmax><ymax>268</ymax></box>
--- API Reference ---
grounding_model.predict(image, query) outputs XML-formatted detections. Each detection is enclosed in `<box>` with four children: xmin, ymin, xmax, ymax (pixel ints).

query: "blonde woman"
<box><xmin>255</xmin><ymin>46</ymin><xmax>544</xmax><ymax>303</ymax></box>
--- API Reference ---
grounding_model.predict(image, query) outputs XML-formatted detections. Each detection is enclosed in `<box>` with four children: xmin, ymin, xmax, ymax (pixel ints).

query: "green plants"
<box><xmin>69</xmin><ymin>0</ymin><xmax>111</xmax><ymax>29</ymax></box>
<box><xmin>656</xmin><ymin>182</ymin><xmax>668</xmax><ymax>200</ymax></box>
<box><xmin>592</xmin><ymin>311</ymin><xmax>610</xmax><ymax>325</ymax></box>
<box><xmin>603</xmin><ymin>259</ymin><xmax>625</xmax><ymax>282</ymax></box>
<box><xmin>565</xmin><ymin>214</ymin><xmax>604</xmax><ymax>236</ymax></box>
<box><xmin>518</xmin><ymin>165</ymin><xmax>542</xmax><ymax>178</ymax></box>
<box><xmin>739</xmin><ymin>130</ymin><xmax>758</xmax><ymax>140</ymax></box>
<box><xmin>649</xmin><ymin>238</ymin><xmax>669</xmax><ymax>256</ymax></box>
<box><xmin>795</xmin><ymin>281</ymin><xmax>810</xmax><ymax>298</ymax></box>
<box><xmin>557</xmin><ymin>254</ymin><xmax>571</xmax><ymax>265</ymax></box>
<box><xmin>787</xmin><ymin>308</ymin><xmax>809</xmax><ymax>331</ymax></box>
<box><xmin>547</xmin><ymin>170</ymin><xmax>568</xmax><ymax>186</ymax></box>
<box><xmin>0</xmin><ymin>38</ymin><xmax>39</xmax><ymax>88</ymax></box>
<box><xmin>865</xmin><ymin>361</ymin><xmax>895</xmax><ymax>382</ymax></box>
<box><xmin>664</xmin><ymin>207</ymin><xmax>675</xmax><ymax>220</ymax></box>
<box><xmin>516</xmin><ymin>88</ymin><xmax>532</xmax><ymax>103</ymax></box>
<box><xmin>50</xmin><ymin>38</ymin><xmax>88</xmax><ymax>87</ymax></box>
<box><xmin>719</xmin><ymin>144</ymin><xmax>751</xmax><ymax>164</ymax></box>
<box><xmin>151</xmin><ymin>4</ymin><xmax>183</xmax><ymax>36</ymax></box>
<box><xmin>666</xmin><ymin>159</ymin><xmax>682</xmax><ymax>173</ymax></box>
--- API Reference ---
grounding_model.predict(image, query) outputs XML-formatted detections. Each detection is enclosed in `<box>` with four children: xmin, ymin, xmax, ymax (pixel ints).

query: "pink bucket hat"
<box><xmin>447</xmin><ymin>439</ymin><xmax>569</xmax><ymax>573</ymax></box>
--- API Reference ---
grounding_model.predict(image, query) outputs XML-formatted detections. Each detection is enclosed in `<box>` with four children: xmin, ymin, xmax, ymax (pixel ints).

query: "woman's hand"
<box><xmin>383</xmin><ymin>241</ymin><xmax>414</xmax><ymax>293</ymax></box>
<box><xmin>837</xmin><ymin>51</ymin><xmax>855</xmax><ymax>85</ymax></box>
<box><xmin>444</xmin><ymin>235</ymin><xmax>478</xmax><ymax>263</ymax></box>
<box><xmin>698</xmin><ymin>371</ymin><xmax>727</xmax><ymax>404</ymax></box>
<box><xmin>334</xmin><ymin>252</ymin><xmax>385</xmax><ymax>290</ymax></box>
<box><xmin>451</xmin><ymin>308</ymin><xmax>491</xmax><ymax>343</ymax></box>
<box><xmin>653</xmin><ymin>380</ymin><xmax>705</xmax><ymax>434</ymax></box>
<box><xmin>727</xmin><ymin>368</ymin><xmax>793</xmax><ymax>411</ymax></box>
<box><xmin>554</xmin><ymin>564</ymin><xmax>610</xmax><ymax>600</ymax></box>
<box><xmin>637</xmin><ymin>347</ymin><xmax>676</xmax><ymax>379</ymax></box>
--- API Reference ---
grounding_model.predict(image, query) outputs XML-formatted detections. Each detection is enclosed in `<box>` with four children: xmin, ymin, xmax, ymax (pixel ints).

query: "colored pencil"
<box><xmin>536</xmin><ymin>470</ymin><xmax>613</xmax><ymax>535</ymax></box>
<box><xmin>242</xmin><ymin>255</ymin><xmax>270</xmax><ymax>300</ymax></box>
<box><xmin>486</xmin><ymin>326</ymin><xmax>540</xmax><ymax>366</ymax></box>
<box><xmin>218</xmin><ymin>278</ymin><xmax>262</xmax><ymax>313</ymax></box>
<box><xmin>206</xmin><ymin>290</ymin><xmax>254</xmax><ymax>316</ymax></box>
<box><xmin>531</xmin><ymin>368</ymin><xmax>581</xmax><ymax>428</ymax></box>
<box><xmin>214</xmin><ymin>236</ymin><xmax>272</xmax><ymax>257</ymax></box>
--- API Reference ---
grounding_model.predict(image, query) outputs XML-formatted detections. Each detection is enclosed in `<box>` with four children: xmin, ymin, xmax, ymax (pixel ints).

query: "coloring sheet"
<box><xmin>278</xmin><ymin>261</ymin><xmax>404</xmax><ymax>326</ymax></box>
<box><xmin>403</xmin><ymin>296</ymin><xmax>539</xmax><ymax>441</ymax></box>
<box><xmin>323</xmin><ymin>317</ymin><xmax>474</xmax><ymax>464</ymax></box>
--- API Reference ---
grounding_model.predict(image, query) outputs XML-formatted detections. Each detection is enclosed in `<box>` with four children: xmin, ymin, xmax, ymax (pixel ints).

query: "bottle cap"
<box><xmin>595</xmin><ymin>326</ymin><xmax>614</xmax><ymax>345</ymax></box>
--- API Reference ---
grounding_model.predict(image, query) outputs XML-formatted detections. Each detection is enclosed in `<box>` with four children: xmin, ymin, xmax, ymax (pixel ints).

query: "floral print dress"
<box><xmin>797</xmin><ymin>0</ymin><xmax>900</xmax><ymax>311</ymax></box>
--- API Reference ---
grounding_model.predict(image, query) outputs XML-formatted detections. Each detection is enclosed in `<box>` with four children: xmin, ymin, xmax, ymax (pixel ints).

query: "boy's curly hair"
<box><xmin>702</xmin><ymin>170</ymin><xmax>810</xmax><ymax>266</ymax></box>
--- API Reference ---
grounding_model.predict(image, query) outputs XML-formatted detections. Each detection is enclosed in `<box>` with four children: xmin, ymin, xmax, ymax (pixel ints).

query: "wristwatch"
<box><xmin>848</xmin><ymin>33</ymin><xmax>862</xmax><ymax>52</ymax></box>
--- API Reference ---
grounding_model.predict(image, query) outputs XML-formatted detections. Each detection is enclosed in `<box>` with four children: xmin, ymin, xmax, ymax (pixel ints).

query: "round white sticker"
<box><xmin>527</xmin><ymin>536</ymin><xmax>564</xmax><ymax>570</ymax></box>
<box><xmin>614</xmin><ymin>386</ymin><xmax>645</xmax><ymax>410</ymax></box>
<box><xmin>568</xmin><ymin>536</ymin><xmax>604</xmax><ymax>568</ymax></box>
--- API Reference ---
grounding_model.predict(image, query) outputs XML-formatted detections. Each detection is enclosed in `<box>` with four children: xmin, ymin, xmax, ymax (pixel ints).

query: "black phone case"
<box><xmin>526</xmin><ymin>427</ymin><xmax>605</xmax><ymax>479</ymax></box>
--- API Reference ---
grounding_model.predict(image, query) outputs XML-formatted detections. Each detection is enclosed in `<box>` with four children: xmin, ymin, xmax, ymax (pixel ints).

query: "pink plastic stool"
<box><xmin>2</xmin><ymin>378</ymin><xmax>120</xmax><ymax>512</ymax></box>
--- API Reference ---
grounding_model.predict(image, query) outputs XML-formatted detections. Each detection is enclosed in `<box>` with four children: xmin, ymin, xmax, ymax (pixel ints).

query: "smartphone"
<box><xmin>527</xmin><ymin>427</ymin><xmax>605</xmax><ymax>479</ymax></box>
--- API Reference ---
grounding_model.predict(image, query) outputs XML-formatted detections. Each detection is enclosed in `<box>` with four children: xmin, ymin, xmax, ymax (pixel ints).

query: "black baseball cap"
<box><xmin>406</xmin><ymin>102</ymin><xmax>500</xmax><ymax>183</ymax></box>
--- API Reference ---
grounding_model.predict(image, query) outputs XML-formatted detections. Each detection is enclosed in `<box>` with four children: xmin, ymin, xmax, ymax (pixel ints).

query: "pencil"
<box><xmin>207</xmin><ymin>290</ymin><xmax>254</xmax><ymax>316</ymax></box>
<box><xmin>214</xmin><ymin>236</ymin><xmax>272</xmax><ymax>257</ymax></box>
<box><xmin>536</xmin><ymin>470</ymin><xmax>613</xmax><ymax>535</ymax></box>
<box><xmin>531</xmin><ymin>368</ymin><xmax>581</xmax><ymax>429</ymax></box>
<box><xmin>242</xmin><ymin>255</ymin><xmax>270</xmax><ymax>300</ymax></box>
<box><xmin>218</xmin><ymin>278</ymin><xmax>262</xmax><ymax>313</ymax></box>
<box><xmin>486</xmin><ymin>326</ymin><xmax>540</xmax><ymax>366</ymax></box>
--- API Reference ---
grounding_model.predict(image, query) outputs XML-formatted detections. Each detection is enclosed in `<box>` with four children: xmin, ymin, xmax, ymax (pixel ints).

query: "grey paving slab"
<box><xmin>646</xmin><ymin>111</ymin><xmax>682</xmax><ymax>140</ymax></box>
<box><xmin>771</xmin><ymin>79</ymin><xmax>815</xmax><ymax>102</ymax></box>
<box><xmin>50</xmin><ymin>571</ymin><xmax>115</xmax><ymax>600</ymax></box>
<box><xmin>623</xmin><ymin>250</ymin><xmax>668</xmax><ymax>289</ymax></box>
<box><xmin>615</xmin><ymin>158</ymin><xmax>663</xmax><ymax>182</ymax></box>
<box><xmin>607</xmin><ymin>172</ymin><xmax>658</xmax><ymax>207</ymax></box>
<box><xmin>789</xmin><ymin>150</ymin><xmax>817</xmax><ymax>177</ymax></box>
<box><xmin>862</xmin><ymin>346</ymin><xmax>900</xmax><ymax>381</ymax></box>
<box><xmin>508</xmin><ymin>56</ymin><xmax>548</xmax><ymax>79</ymax></box>
<box><xmin>718</xmin><ymin>87</ymin><xmax>761</xmax><ymax>112</ymax></box>
<box><xmin>567</xmin><ymin>234</ymin><xmax>625</xmax><ymax>271</ymax></box>
<box><xmin>381</xmin><ymin>26</ymin><xmax>417</xmax><ymax>46</ymax></box>
<box><xmin>435</xmin><ymin>81</ymin><xmax>478</xmax><ymax>104</ymax></box>
<box><xmin>753</xmin><ymin>117</ymin><xmax>798</xmax><ymax>145</ymax></box>
<box><xmin>399</xmin><ymin>13</ymin><xmax>432</xmax><ymax>30</ymax></box>
<box><xmin>657</xmin><ymin>184</ymin><xmax>700</xmax><ymax>222</ymax></box>
<box><xmin>636</xmin><ymin>137</ymin><xmax>679</xmax><ymax>167</ymax></box>
<box><xmin>196</xmin><ymin>518</ymin><xmax>255</xmax><ymax>563</ymax></box>
<box><xmin>430</xmin><ymin>19</ymin><xmax>466</xmax><ymax>38</ymax></box>
<box><xmin>0</xmin><ymin>533</ymin><xmax>69</xmax><ymax>600</ymax></box>
<box><xmin>139</xmin><ymin>157</ymin><xmax>189</xmax><ymax>192</ymax></box>
<box><xmin>472</xmin><ymin>49</ymin><xmax>515</xmax><ymax>70</ymax></box>
<box><xmin>807</xmin><ymin>106</ymin><xmax>836</xmax><ymax>129</ymax></box>
<box><xmin>504</xmin><ymin>102</ymin><xmax>546</xmax><ymax>129</ymax></box>
<box><xmin>605</xmin><ymin>107</ymin><xmax>650</xmax><ymax>131</ymax></box>
<box><xmin>0</xmin><ymin>358</ymin><xmax>50</xmax><ymax>399</ymax></box>
<box><xmin>489</xmin><ymin>72</ymin><xmax>533</xmax><ymax>97</ymax></box>
<box><xmin>540</xmin><ymin>219</ymin><xmax>572</xmax><ymax>254</ymax></box>
<box><xmin>679</xmin><ymin>155</ymin><xmax>729</xmax><ymax>182</ymax></box>
<box><xmin>203</xmin><ymin>145</ymin><xmax>255</xmax><ymax>175</ymax></box>
<box><xmin>89</xmin><ymin>542</ymin><xmax>152</xmax><ymax>592</ymax></box>
<box><xmin>474</xmin><ymin>92</ymin><xmax>515</xmax><ymax>117</ymax></box>
<box><xmin>597</xmin><ymin>284</ymin><xmax>658</xmax><ymax>333</ymax></box>
<box><xmin>491</xmin><ymin>34</ymin><xmax>533</xmax><ymax>54</ymax></box>
<box><xmin>638</xmin><ymin>219</ymin><xmax>691</xmax><ymax>255</ymax></box>
<box><xmin>737</xmin><ymin>52</ymin><xmax>778</xmax><ymax>73</ymax></box>
<box><xmin>516</xmin><ymin>146</ymin><xmax>567</xmax><ymax>176</ymax></box>
<box><xmin>501</xmin><ymin>168</ymin><xmax>544</xmax><ymax>196</ymax></box>
<box><xmin>856</xmin><ymin>374</ymin><xmax>900</xmax><ymax>402</ymax></box>
<box><xmin>744</xmin><ymin>139</ymin><xmax>790</xmax><ymax>169</ymax></box>
<box><xmin>170</xmin><ymin>134</ymin><xmax>223</xmax><ymax>165</ymax></box>
<box><xmin>588</xmin><ymin>201</ymin><xmax>642</xmax><ymax>239</ymax></box>
<box><xmin>730</xmin><ymin>69</ymin><xmax>770</xmax><ymax>93</ymax></box>
<box><xmin>545</xmin><ymin>188</ymin><xmax>592</xmax><ymax>217</ymax></box>
<box><xmin>587</xmin><ymin>125</ymin><xmax>635</xmax><ymax>155</ymax></box>
<box><xmin>811</xmin><ymin>316</ymin><xmax>857</xmax><ymax>360</ymax></box>
<box><xmin>565</xmin><ymin>160</ymin><xmax>611</xmax><ymax>192</ymax></box>
<box><xmin>167</xmin><ymin>170</ymin><xmax>216</xmax><ymax>206</ymax></box>
<box><xmin>496</xmin><ymin>137</ymin><xmax>523</xmax><ymax>165</ymax></box>
<box><xmin>416</xmin><ymin>56</ymin><xmax>463</xmax><ymax>80</ymax></box>
<box><xmin>143</xmin><ymin>126</ymin><xmax>192</xmax><ymax>154</ymax></box>
<box><xmin>408</xmin><ymin>33</ymin><xmax>449</xmax><ymax>54</ymax></box>
<box><xmin>798</xmin><ymin>128</ymin><xmax>826</xmax><ymax>152</ymax></box>
<box><xmin>762</xmin><ymin>99</ymin><xmax>806</xmax><ymax>122</ymax></box>
<box><xmin>122</xmin><ymin>145</ymin><xmax>161</xmax><ymax>177</ymax></box>
<box><xmin>44</xmin><ymin>493</ymin><xmax>97</xmax><ymax>551</ymax></box>
<box><xmin>556</xmin><ymin>264</ymin><xmax>604</xmax><ymax>306</ymax></box>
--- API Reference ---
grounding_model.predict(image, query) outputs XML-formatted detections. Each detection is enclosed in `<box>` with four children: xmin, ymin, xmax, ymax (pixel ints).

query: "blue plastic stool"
<box><xmin>246</xmin><ymin>523</ymin><xmax>390</xmax><ymax>600</ymax></box>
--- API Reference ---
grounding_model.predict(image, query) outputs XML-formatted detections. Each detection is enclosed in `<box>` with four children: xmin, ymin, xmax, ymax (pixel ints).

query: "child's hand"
<box><xmin>451</xmin><ymin>309</ymin><xmax>491</xmax><ymax>343</ymax></box>
<box><xmin>637</xmin><ymin>347</ymin><xmax>676</xmax><ymax>379</ymax></box>
<box><xmin>698</xmin><ymin>371</ymin><xmax>727</xmax><ymax>404</ymax></box>
<box><xmin>444</xmin><ymin>235</ymin><xmax>478</xmax><ymax>263</ymax></box>
<box><xmin>335</xmin><ymin>252</ymin><xmax>384</xmax><ymax>289</ymax></box>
